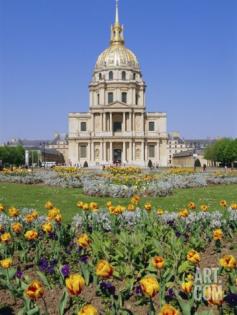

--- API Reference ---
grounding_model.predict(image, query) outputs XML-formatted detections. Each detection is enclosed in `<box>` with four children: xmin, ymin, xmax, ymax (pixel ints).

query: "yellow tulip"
<box><xmin>48</xmin><ymin>207</ymin><xmax>60</xmax><ymax>220</ymax></box>
<box><xmin>188</xmin><ymin>202</ymin><xmax>196</xmax><ymax>210</ymax></box>
<box><xmin>178</xmin><ymin>209</ymin><xmax>189</xmax><ymax>218</ymax></box>
<box><xmin>24</xmin><ymin>214</ymin><xmax>35</xmax><ymax>223</ymax></box>
<box><xmin>152</xmin><ymin>256</ymin><xmax>165</xmax><ymax>269</ymax></box>
<box><xmin>158</xmin><ymin>304</ymin><xmax>180</xmax><ymax>315</ymax></box>
<box><xmin>140</xmin><ymin>275</ymin><xmax>159</xmax><ymax>297</ymax></box>
<box><xmin>65</xmin><ymin>274</ymin><xmax>85</xmax><ymax>296</ymax></box>
<box><xmin>31</xmin><ymin>210</ymin><xmax>38</xmax><ymax>219</ymax></box>
<box><xmin>76</xmin><ymin>234</ymin><xmax>91</xmax><ymax>248</ymax></box>
<box><xmin>213</xmin><ymin>229</ymin><xmax>223</xmax><ymax>241</ymax></box>
<box><xmin>0</xmin><ymin>258</ymin><xmax>12</xmax><ymax>269</ymax></box>
<box><xmin>25</xmin><ymin>280</ymin><xmax>44</xmax><ymax>300</ymax></box>
<box><xmin>181</xmin><ymin>281</ymin><xmax>193</xmax><ymax>293</ymax></box>
<box><xmin>24</xmin><ymin>230</ymin><xmax>38</xmax><ymax>241</ymax></box>
<box><xmin>8</xmin><ymin>207</ymin><xmax>20</xmax><ymax>217</ymax></box>
<box><xmin>200</xmin><ymin>204</ymin><xmax>208</xmax><ymax>212</ymax></box>
<box><xmin>219</xmin><ymin>255</ymin><xmax>236</xmax><ymax>269</ymax></box>
<box><xmin>220</xmin><ymin>200</ymin><xmax>227</xmax><ymax>208</ymax></box>
<box><xmin>82</xmin><ymin>203</ymin><xmax>89</xmax><ymax>211</ymax></box>
<box><xmin>144</xmin><ymin>202</ymin><xmax>152</xmax><ymax>212</ymax></box>
<box><xmin>187</xmin><ymin>250</ymin><xmax>201</xmax><ymax>264</ymax></box>
<box><xmin>127</xmin><ymin>203</ymin><xmax>135</xmax><ymax>211</ymax></box>
<box><xmin>44</xmin><ymin>201</ymin><xmax>54</xmax><ymax>209</ymax></box>
<box><xmin>231</xmin><ymin>203</ymin><xmax>237</xmax><ymax>210</ymax></box>
<box><xmin>78</xmin><ymin>304</ymin><xmax>98</xmax><ymax>315</ymax></box>
<box><xmin>11</xmin><ymin>222</ymin><xmax>23</xmax><ymax>234</ymax></box>
<box><xmin>89</xmin><ymin>202</ymin><xmax>98</xmax><ymax>211</ymax></box>
<box><xmin>1</xmin><ymin>232</ymin><xmax>12</xmax><ymax>243</ymax></box>
<box><xmin>42</xmin><ymin>222</ymin><xmax>53</xmax><ymax>233</ymax></box>
<box><xmin>77</xmin><ymin>201</ymin><xmax>84</xmax><ymax>209</ymax></box>
<box><xmin>0</xmin><ymin>204</ymin><xmax>4</xmax><ymax>212</ymax></box>
<box><xmin>96</xmin><ymin>260</ymin><xmax>113</xmax><ymax>278</ymax></box>
<box><xmin>157</xmin><ymin>208</ymin><xmax>164</xmax><ymax>215</ymax></box>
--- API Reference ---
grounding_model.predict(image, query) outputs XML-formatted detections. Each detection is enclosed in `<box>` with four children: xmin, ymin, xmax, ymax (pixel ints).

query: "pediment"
<box><xmin>107</xmin><ymin>101</ymin><xmax>128</xmax><ymax>108</ymax></box>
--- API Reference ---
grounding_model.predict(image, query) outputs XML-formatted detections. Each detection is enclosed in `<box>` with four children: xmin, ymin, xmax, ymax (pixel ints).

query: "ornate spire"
<box><xmin>115</xmin><ymin>0</ymin><xmax>119</xmax><ymax>25</ymax></box>
<box><xmin>110</xmin><ymin>0</ymin><xmax>124</xmax><ymax>46</ymax></box>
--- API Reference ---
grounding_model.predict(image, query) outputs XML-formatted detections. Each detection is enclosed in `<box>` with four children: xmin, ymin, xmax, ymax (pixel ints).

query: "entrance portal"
<box><xmin>113</xmin><ymin>149</ymin><xmax>122</xmax><ymax>163</ymax></box>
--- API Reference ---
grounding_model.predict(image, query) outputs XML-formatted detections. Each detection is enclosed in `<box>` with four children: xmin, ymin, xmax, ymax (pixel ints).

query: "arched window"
<box><xmin>122</xmin><ymin>71</ymin><xmax>126</xmax><ymax>80</ymax></box>
<box><xmin>109</xmin><ymin>71</ymin><xmax>113</xmax><ymax>80</ymax></box>
<box><xmin>99</xmin><ymin>73</ymin><xmax>102</xmax><ymax>80</ymax></box>
<box><xmin>133</xmin><ymin>73</ymin><xmax>136</xmax><ymax>80</ymax></box>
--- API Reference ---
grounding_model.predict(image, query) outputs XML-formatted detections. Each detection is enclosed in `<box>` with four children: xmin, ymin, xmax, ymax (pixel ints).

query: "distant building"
<box><xmin>172</xmin><ymin>149</ymin><xmax>209</xmax><ymax>168</ymax></box>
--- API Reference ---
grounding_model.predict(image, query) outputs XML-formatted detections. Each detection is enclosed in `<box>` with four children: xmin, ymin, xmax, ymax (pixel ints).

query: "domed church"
<box><xmin>68</xmin><ymin>0</ymin><xmax>168</xmax><ymax>167</ymax></box>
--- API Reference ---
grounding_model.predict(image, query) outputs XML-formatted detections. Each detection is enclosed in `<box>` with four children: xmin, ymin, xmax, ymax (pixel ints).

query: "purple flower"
<box><xmin>80</xmin><ymin>255</ymin><xmax>89</xmax><ymax>264</ymax></box>
<box><xmin>61</xmin><ymin>265</ymin><xmax>70</xmax><ymax>278</ymax></box>
<box><xmin>224</xmin><ymin>293</ymin><xmax>237</xmax><ymax>306</ymax></box>
<box><xmin>166</xmin><ymin>288</ymin><xmax>175</xmax><ymax>300</ymax></box>
<box><xmin>39</xmin><ymin>258</ymin><xmax>48</xmax><ymax>272</ymax></box>
<box><xmin>16</xmin><ymin>269</ymin><xmax>23</xmax><ymax>279</ymax></box>
<box><xmin>175</xmin><ymin>231</ymin><xmax>181</xmax><ymax>238</ymax></box>
<box><xmin>100</xmin><ymin>281</ymin><xmax>115</xmax><ymax>296</ymax></box>
<box><xmin>134</xmin><ymin>284</ymin><xmax>142</xmax><ymax>296</ymax></box>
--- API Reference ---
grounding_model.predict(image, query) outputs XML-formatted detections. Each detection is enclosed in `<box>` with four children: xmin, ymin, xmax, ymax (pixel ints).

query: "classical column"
<box><xmin>141</xmin><ymin>141</ymin><xmax>145</xmax><ymax>161</ymax></box>
<box><xmin>110</xmin><ymin>113</ymin><xmax>112</xmax><ymax>132</ymax></box>
<box><xmin>122</xmin><ymin>112</ymin><xmax>125</xmax><ymax>132</ymax></box>
<box><xmin>110</xmin><ymin>142</ymin><xmax>113</xmax><ymax>163</ymax></box>
<box><xmin>100</xmin><ymin>113</ymin><xmax>103</xmax><ymax>132</ymax></box>
<box><xmin>100</xmin><ymin>142</ymin><xmax>103</xmax><ymax>161</ymax></box>
<box><xmin>92</xmin><ymin>114</ymin><xmax>94</xmax><ymax>133</ymax></box>
<box><xmin>123</xmin><ymin>142</ymin><xmax>126</xmax><ymax>162</ymax></box>
<box><xmin>156</xmin><ymin>142</ymin><xmax>160</xmax><ymax>164</ymax></box>
<box><xmin>103</xmin><ymin>112</ymin><xmax>106</xmax><ymax>132</ymax></box>
<box><xmin>130</xmin><ymin>112</ymin><xmax>132</xmax><ymax>132</ymax></box>
<box><xmin>88</xmin><ymin>141</ymin><xmax>91</xmax><ymax>162</ymax></box>
<box><xmin>91</xmin><ymin>142</ymin><xmax>94</xmax><ymax>163</ymax></box>
<box><xmin>145</xmin><ymin>142</ymin><xmax>148</xmax><ymax>161</ymax></box>
<box><xmin>133</xmin><ymin>142</ymin><xmax>136</xmax><ymax>161</ymax></box>
<box><xmin>129</xmin><ymin>141</ymin><xmax>132</xmax><ymax>163</ymax></box>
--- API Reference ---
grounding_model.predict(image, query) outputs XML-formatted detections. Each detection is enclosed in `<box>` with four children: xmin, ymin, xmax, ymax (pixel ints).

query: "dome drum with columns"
<box><xmin>68</xmin><ymin>1</ymin><xmax>168</xmax><ymax>167</ymax></box>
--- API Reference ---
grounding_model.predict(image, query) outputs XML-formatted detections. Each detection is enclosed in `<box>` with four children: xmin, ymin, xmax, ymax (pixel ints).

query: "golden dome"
<box><xmin>95</xmin><ymin>0</ymin><xmax>140</xmax><ymax>71</ymax></box>
<box><xmin>95</xmin><ymin>45</ymin><xmax>140</xmax><ymax>70</ymax></box>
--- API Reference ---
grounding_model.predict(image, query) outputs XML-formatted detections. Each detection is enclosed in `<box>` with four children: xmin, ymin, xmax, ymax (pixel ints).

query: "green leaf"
<box><xmin>36</xmin><ymin>271</ymin><xmax>51</xmax><ymax>289</ymax></box>
<box><xmin>178</xmin><ymin>261</ymin><xmax>192</xmax><ymax>274</ymax></box>
<box><xmin>26</xmin><ymin>306</ymin><xmax>40</xmax><ymax>315</ymax></box>
<box><xmin>59</xmin><ymin>290</ymin><xmax>68</xmax><ymax>315</ymax></box>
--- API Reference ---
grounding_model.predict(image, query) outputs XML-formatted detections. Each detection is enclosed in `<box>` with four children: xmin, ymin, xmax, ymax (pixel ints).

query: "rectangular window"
<box><xmin>108</xmin><ymin>92</ymin><xmax>113</xmax><ymax>104</ymax></box>
<box><xmin>97</xmin><ymin>93</ymin><xmax>100</xmax><ymax>105</ymax></box>
<box><xmin>148</xmin><ymin>145</ymin><xmax>155</xmax><ymax>158</ymax></box>
<box><xmin>81</xmin><ymin>122</ymin><xmax>87</xmax><ymax>132</ymax></box>
<box><xmin>149</xmin><ymin>121</ymin><xmax>155</xmax><ymax>131</ymax></box>
<box><xmin>121</xmin><ymin>92</ymin><xmax>127</xmax><ymax>103</ymax></box>
<box><xmin>80</xmin><ymin>145</ymin><xmax>87</xmax><ymax>158</ymax></box>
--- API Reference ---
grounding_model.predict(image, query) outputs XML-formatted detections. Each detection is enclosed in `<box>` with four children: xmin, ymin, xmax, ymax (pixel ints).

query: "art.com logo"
<box><xmin>193</xmin><ymin>267</ymin><xmax>223</xmax><ymax>302</ymax></box>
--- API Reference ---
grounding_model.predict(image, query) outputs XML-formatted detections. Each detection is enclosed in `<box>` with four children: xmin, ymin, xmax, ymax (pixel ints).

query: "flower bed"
<box><xmin>1</xmin><ymin>168</ymin><xmax>237</xmax><ymax>199</ymax></box>
<box><xmin>0</xmin><ymin>199</ymin><xmax>237</xmax><ymax>314</ymax></box>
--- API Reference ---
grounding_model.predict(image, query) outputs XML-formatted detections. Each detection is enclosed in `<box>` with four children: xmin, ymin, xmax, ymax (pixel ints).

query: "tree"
<box><xmin>204</xmin><ymin>138</ymin><xmax>237</xmax><ymax>166</ymax></box>
<box><xmin>148</xmin><ymin>160</ymin><xmax>153</xmax><ymax>169</ymax></box>
<box><xmin>0</xmin><ymin>146</ymin><xmax>25</xmax><ymax>166</ymax></box>
<box><xmin>83</xmin><ymin>161</ymin><xmax>88</xmax><ymax>168</ymax></box>
<box><xmin>194</xmin><ymin>159</ymin><xmax>201</xmax><ymax>167</ymax></box>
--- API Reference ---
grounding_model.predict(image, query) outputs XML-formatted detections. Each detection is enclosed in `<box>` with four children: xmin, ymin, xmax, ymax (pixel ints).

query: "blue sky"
<box><xmin>0</xmin><ymin>0</ymin><xmax>236</xmax><ymax>143</ymax></box>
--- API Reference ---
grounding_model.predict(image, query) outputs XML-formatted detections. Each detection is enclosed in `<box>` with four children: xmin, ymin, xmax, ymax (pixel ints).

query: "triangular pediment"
<box><xmin>106</xmin><ymin>101</ymin><xmax>128</xmax><ymax>108</ymax></box>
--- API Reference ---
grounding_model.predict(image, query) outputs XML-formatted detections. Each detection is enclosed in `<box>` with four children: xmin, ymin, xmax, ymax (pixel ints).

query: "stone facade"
<box><xmin>68</xmin><ymin>2</ymin><xmax>168</xmax><ymax>167</ymax></box>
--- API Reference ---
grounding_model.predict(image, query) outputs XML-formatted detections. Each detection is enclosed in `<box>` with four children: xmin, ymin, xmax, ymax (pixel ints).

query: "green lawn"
<box><xmin>0</xmin><ymin>183</ymin><xmax>237</xmax><ymax>222</ymax></box>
